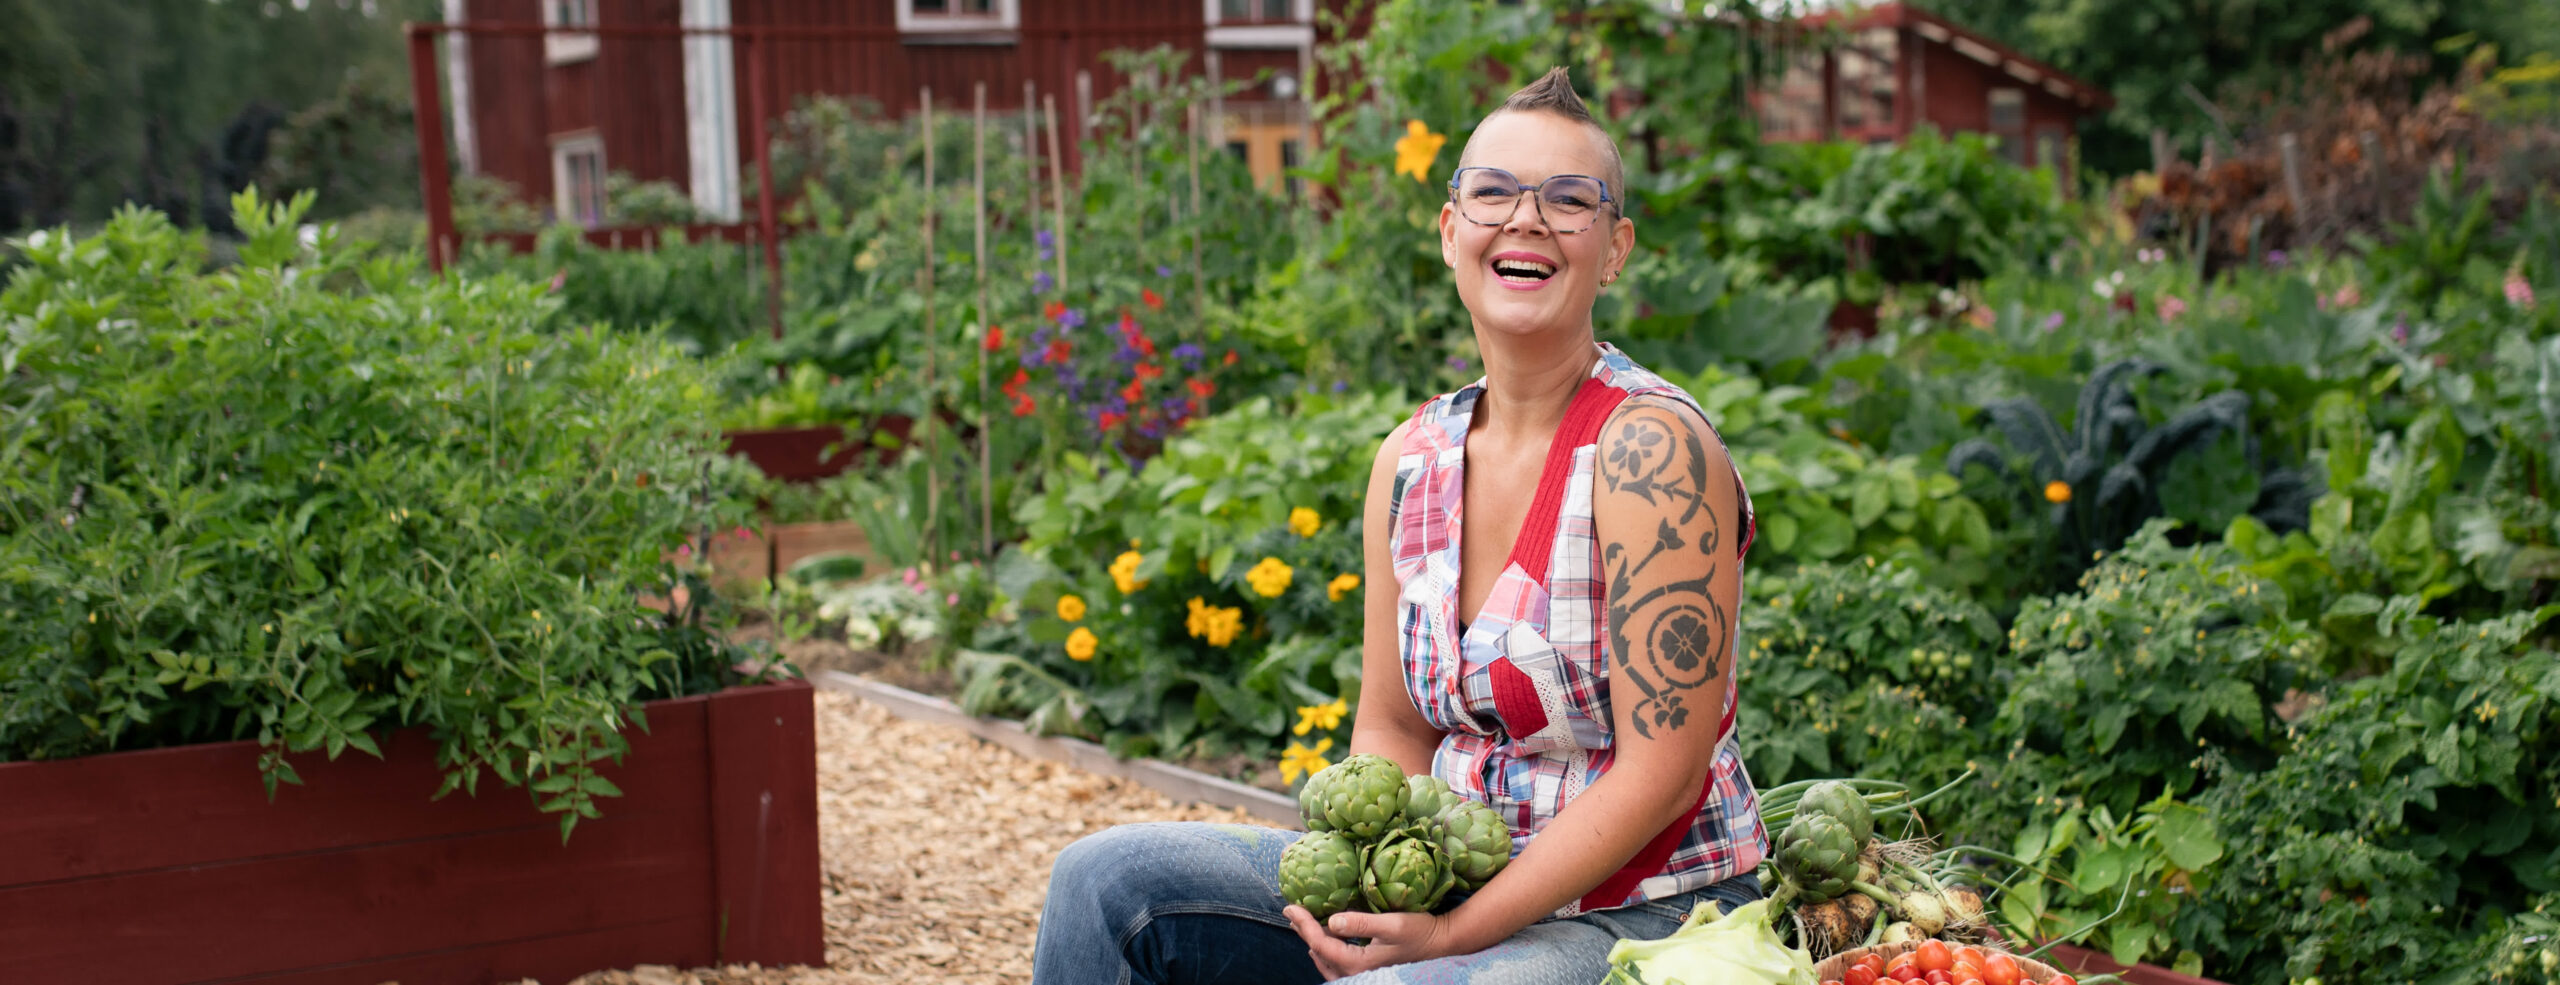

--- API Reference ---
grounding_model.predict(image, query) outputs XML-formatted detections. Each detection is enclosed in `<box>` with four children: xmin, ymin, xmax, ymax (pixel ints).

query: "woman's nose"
<box><xmin>1499</xmin><ymin>195</ymin><xmax>1550</xmax><ymax>234</ymax></box>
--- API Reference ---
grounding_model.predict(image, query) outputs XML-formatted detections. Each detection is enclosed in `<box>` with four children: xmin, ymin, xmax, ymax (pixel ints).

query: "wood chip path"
<box><xmin>549</xmin><ymin>688</ymin><xmax>1286</xmax><ymax>985</ymax></box>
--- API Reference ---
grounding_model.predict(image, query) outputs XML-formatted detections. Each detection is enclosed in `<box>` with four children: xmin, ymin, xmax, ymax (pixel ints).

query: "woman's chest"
<box><xmin>1457</xmin><ymin>439</ymin><xmax>1549</xmax><ymax>623</ymax></box>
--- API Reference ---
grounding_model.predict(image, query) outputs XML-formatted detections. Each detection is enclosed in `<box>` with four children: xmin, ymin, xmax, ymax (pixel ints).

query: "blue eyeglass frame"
<box><xmin>1445</xmin><ymin>166</ymin><xmax>1617</xmax><ymax>232</ymax></box>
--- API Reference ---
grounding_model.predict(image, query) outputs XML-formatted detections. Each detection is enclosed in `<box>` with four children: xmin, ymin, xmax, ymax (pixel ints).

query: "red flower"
<box><xmin>1134</xmin><ymin>361</ymin><xmax>1164</xmax><ymax>381</ymax></box>
<box><xmin>1121</xmin><ymin>379</ymin><xmax>1146</xmax><ymax>404</ymax></box>
<box><xmin>1044</xmin><ymin>301</ymin><xmax>1067</xmax><ymax>321</ymax></box>
<box><xmin>1098</xmin><ymin>411</ymin><xmax>1125</xmax><ymax>430</ymax></box>
<box><xmin>1142</xmin><ymin>287</ymin><xmax>1163</xmax><ymax>311</ymax></box>
<box><xmin>1222</xmin><ymin>349</ymin><xmax>1239</xmax><ymax>366</ymax></box>
<box><xmin>982</xmin><ymin>324</ymin><xmax>1005</xmax><ymax>352</ymax></box>
<box><xmin>1118</xmin><ymin>312</ymin><xmax>1139</xmax><ymax>335</ymax></box>
<box><xmin>1133</xmin><ymin>333</ymin><xmax>1157</xmax><ymax>358</ymax></box>
<box><xmin>1005</xmin><ymin>368</ymin><xmax>1031</xmax><ymax>396</ymax></box>
<box><xmin>1187</xmin><ymin>378</ymin><xmax>1216</xmax><ymax>399</ymax></box>
<box><xmin>1046</xmin><ymin>339</ymin><xmax>1072</xmax><ymax>364</ymax></box>
<box><xmin>1010</xmin><ymin>394</ymin><xmax>1036</xmax><ymax>417</ymax></box>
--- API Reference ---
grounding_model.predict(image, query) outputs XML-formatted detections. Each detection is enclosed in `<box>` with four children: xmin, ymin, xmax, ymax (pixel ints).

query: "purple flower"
<box><xmin>2266</xmin><ymin>249</ymin><xmax>2289</xmax><ymax>269</ymax></box>
<box><xmin>1445</xmin><ymin>356</ymin><xmax>1470</xmax><ymax>371</ymax></box>
<box><xmin>1057</xmin><ymin>307</ymin><xmax>1085</xmax><ymax>330</ymax></box>
<box><xmin>1039</xmin><ymin>245</ymin><xmax>1055</xmax><ymax>262</ymax></box>
<box><xmin>2042</xmin><ymin>312</ymin><xmax>2065</xmax><ymax>333</ymax></box>
<box><xmin>1332</xmin><ymin>380</ymin><xmax>1349</xmax><ymax>393</ymax></box>
<box><xmin>1114</xmin><ymin>339</ymin><xmax>1144</xmax><ymax>363</ymax></box>
<box><xmin>2391</xmin><ymin>317</ymin><xmax>2409</xmax><ymax>344</ymax></box>
<box><xmin>1037</xmin><ymin>229</ymin><xmax>1055</xmax><ymax>249</ymax></box>
<box><xmin>1032</xmin><ymin>270</ymin><xmax>1054</xmax><ymax>294</ymax></box>
<box><xmin>1171</xmin><ymin>342</ymin><xmax>1204</xmax><ymax>368</ymax></box>
<box><xmin>1156</xmin><ymin>265</ymin><xmax>1174</xmax><ymax>278</ymax></box>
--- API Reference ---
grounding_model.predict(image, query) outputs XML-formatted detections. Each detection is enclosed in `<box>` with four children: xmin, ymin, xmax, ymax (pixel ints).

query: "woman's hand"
<box><xmin>1283</xmin><ymin>905</ymin><xmax>1452</xmax><ymax>979</ymax></box>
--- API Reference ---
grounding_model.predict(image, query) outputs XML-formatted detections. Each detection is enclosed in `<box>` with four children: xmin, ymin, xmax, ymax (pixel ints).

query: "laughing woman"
<box><xmin>1031</xmin><ymin>67</ymin><xmax>1765</xmax><ymax>985</ymax></box>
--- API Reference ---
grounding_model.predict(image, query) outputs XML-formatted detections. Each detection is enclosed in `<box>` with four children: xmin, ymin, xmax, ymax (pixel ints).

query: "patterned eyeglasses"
<box><xmin>1446</xmin><ymin>167</ymin><xmax>1615</xmax><ymax>234</ymax></box>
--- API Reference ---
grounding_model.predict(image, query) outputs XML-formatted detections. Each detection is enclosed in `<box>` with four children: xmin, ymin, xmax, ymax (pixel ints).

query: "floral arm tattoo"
<box><xmin>1599</xmin><ymin>404</ymin><xmax>1731</xmax><ymax>740</ymax></box>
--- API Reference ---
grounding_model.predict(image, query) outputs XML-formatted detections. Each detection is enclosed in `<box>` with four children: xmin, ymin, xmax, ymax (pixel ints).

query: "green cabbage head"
<box><xmin>1599</xmin><ymin>897</ymin><xmax>1815</xmax><ymax>985</ymax></box>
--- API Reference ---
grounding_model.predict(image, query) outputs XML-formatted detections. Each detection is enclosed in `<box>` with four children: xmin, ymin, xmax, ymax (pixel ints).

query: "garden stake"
<box><xmin>921</xmin><ymin>87</ymin><xmax>940</xmax><ymax>563</ymax></box>
<box><xmin>974</xmin><ymin>82</ymin><xmax>994</xmax><ymax>558</ymax></box>
<box><xmin>1188</xmin><ymin>102</ymin><xmax>1205</xmax><ymax>322</ymax></box>
<box><xmin>1024</xmin><ymin>81</ymin><xmax>1042</xmax><ymax>303</ymax></box>
<box><xmin>1046</xmin><ymin>94</ymin><xmax>1068</xmax><ymax>292</ymax></box>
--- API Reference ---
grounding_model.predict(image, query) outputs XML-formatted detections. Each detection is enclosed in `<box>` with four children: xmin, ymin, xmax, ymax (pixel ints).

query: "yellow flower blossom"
<box><xmin>2044</xmin><ymin>480</ymin><xmax>2073</xmax><ymax>504</ymax></box>
<box><xmin>1057</xmin><ymin>594</ymin><xmax>1088</xmax><ymax>622</ymax></box>
<box><xmin>1328</xmin><ymin>573</ymin><xmax>1362</xmax><ymax>602</ymax></box>
<box><xmin>1109</xmin><ymin>551</ymin><xmax>1149</xmax><ymax>594</ymax></box>
<box><xmin>1065</xmin><ymin>626</ymin><xmax>1098</xmax><ymax>661</ymax></box>
<box><xmin>1185</xmin><ymin>597</ymin><xmax>1245</xmax><ymax>647</ymax></box>
<box><xmin>1280</xmin><ymin>737</ymin><xmax>1334</xmax><ymax>784</ymax></box>
<box><xmin>1294</xmin><ymin>697</ymin><xmax>1349</xmax><ymax>736</ymax></box>
<box><xmin>1289</xmin><ymin>507</ymin><xmax>1322</xmax><ymax>538</ymax></box>
<box><xmin>1246</xmin><ymin>556</ymin><xmax>1294</xmax><ymax>598</ymax></box>
<box><xmin>1393</xmin><ymin>120</ymin><xmax>1446</xmax><ymax>183</ymax></box>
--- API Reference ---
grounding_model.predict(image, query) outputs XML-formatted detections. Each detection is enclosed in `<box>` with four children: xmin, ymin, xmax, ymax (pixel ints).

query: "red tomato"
<box><xmin>1924</xmin><ymin>972</ymin><xmax>1953</xmax><ymax>985</ymax></box>
<box><xmin>1982</xmin><ymin>954</ymin><xmax>2022</xmax><ymax>985</ymax></box>
<box><xmin>1846</xmin><ymin>964</ymin><xmax>1880</xmax><ymax>985</ymax></box>
<box><xmin>1887</xmin><ymin>958</ymin><xmax>1922</xmax><ymax>983</ymax></box>
<box><xmin>1957</xmin><ymin>979</ymin><xmax>1985</xmax><ymax>985</ymax></box>
<box><xmin>1914</xmin><ymin>941</ymin><xmax>1955</xmax><ymax>975</ymax></box>
<box><xmin>1822</xmin><ymin>980</ymin><xmax>1843</xmax><ymax>985</ymax></box>
<box><xmin>1951</xmin><ymin>961</ymin><xmax>1982</xmax><ymax>983</ymax></box>
<box><xmin>1858</xmin><ymin>954</ymin><xmax>1889</xmax><ymax>977</ymax></box>
<box><xmin>2050</xmin><ymin>976</ymin><xmax>2079</xmax><ymax>985</ymax></box>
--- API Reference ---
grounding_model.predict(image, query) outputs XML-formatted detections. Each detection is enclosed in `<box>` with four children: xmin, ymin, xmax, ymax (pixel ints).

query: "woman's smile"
<box><xmin>1490</xmin><ymin>250</ymin><xmax>1561</xmax><ymax>290</ymax></box>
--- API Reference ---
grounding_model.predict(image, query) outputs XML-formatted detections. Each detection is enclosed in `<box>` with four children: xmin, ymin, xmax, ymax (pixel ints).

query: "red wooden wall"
<box><xmin>1909</xmin><ymin>39</ymin><xmax>2081</xmax><ymax>166</ymax></box>
<box><xmin>0</xmin><ymin>681</ymin><xmax>821</xmax><ymax>985</ymax></box>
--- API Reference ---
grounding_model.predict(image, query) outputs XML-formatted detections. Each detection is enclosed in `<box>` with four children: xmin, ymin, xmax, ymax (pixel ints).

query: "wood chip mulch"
<box><xmin>546</xmin><ymin>688</ymin><xmax>1287</xmax><ymax>985</ymax></box>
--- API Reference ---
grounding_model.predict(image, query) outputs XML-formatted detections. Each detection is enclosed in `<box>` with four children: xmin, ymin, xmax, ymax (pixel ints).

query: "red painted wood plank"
<box><xmin>706</xmin><ymin>682</ymin><xmax>823</xmax><ymax>966</ymax></box>
<box><xmin>210</xmin><ymin>914</ymin><xmax>703</xmax><ymax>985</ymax></box>
<box><xmin>2043</xmin><ymin>943</ymin><xmax>2234</xmax><ymax>985</ymax></box>
<box><xmin>0</xmin><ymin>803</ymin><xmax>714</xmax><ymax>985</ymax></box>
<box><xmin>0</xmin><ymin>699</ymin><xmax>709</xmax><ymax>887</ymax></box>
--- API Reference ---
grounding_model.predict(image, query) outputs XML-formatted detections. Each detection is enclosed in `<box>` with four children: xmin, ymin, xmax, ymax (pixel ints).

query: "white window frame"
<box><xmin>552</xmin><ymin>132</ymin><xmax>608</xmax><ymax>228</ymax></box>
<box><xmin>1205</xmin><ymin>0</ymin><xmax>1312</xmax><ymax>48</ymax></box>
<box><xmin>896</xmin><ymin>0</ymin><xmax>1019</xmax><ymax>38</ymax></box>
<box><xmin>545</xmin><ymin>0</ymin><xmax>598</xmax><ymax>65</ymax></box>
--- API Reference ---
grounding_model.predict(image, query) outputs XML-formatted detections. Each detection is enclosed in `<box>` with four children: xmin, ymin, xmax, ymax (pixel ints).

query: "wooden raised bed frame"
<box><xmin>0</xmin><ymin>680</ymin><xmax>822</xmax><ymax>985</ymax></box>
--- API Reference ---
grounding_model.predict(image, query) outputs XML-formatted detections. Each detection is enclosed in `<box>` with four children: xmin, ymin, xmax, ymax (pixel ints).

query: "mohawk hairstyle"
<box><xmin>1462</xmin><ymin>66</ymin><xmax>1626</xmax><ymax>217</ymax></box>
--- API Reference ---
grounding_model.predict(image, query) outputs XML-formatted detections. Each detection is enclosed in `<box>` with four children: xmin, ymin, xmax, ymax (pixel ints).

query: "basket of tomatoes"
<box><xmin>1815</xmin><ymin>940</ymin><xmax>2078</xmax><ymax>985</ymax></box>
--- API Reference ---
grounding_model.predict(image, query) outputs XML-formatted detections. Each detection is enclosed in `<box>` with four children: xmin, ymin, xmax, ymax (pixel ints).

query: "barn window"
<box><xmin>1988</xmin><ymin>88</ymin><xmax>2028</xmax><ymax>165</ymax></box>
<box><xmin>1219</xmin><ymin>0</ymin><xmax>1293</xmax><ymax>20</ymax></box>
<box><xmin>898</xmin><ymin>0</ymin><xmax>1019</xmax><ymax>38</ymax></box>
<box><xmin>1753</xmin><ymin>47</ymin><xmax>1827</xmax><ymax>142</ymax></box>
<box><xmin>552</xmin><ymin>134</ymin><xmax>607</xmax><ymax>228</ymax></box>
<box><xmin>1834</xmin><ymin>27</ymin><xmax>1899</xmax><ymax>139</ymax></box>
<box><xmin>544</xmin><ymin>0</ymin><xmax>597</xmax><ymax>65</ymax></box>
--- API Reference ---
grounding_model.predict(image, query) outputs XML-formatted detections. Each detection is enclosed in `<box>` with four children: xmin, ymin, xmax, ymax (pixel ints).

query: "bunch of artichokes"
<box><xmin>1278</xmin><ymin>756</ymin><xmax>1514</xmax><ymax>919</ymax></box>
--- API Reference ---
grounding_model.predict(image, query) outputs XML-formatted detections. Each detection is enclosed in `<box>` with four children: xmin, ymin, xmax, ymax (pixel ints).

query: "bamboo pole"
<box><xmin>1024</xmin><ymin>82</ymin><xmax>1041</xmax><ymax>291</ymax></box>
<box><xmin>921</xmin><ymin>88</ymin><xmax>939</xmax><ymax>563</ymax></box>
<box><xmin>1188</xmin><ymin>102</ymin><xmax>1205</xmax><ymax>323</ymax></box>
<box><xmin>1046</xmin><ymin>94</ymin><xmax>1068</xmax><ymax>294</ymax></box>
<box><xmin>973</xmin><ymin>82</ymin><xmax>993</xmax><ymax>559</ymax></box>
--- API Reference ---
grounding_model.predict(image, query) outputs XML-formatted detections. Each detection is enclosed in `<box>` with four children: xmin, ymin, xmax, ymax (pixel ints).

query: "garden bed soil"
<box><xmin>549</xmin><ymin>689</ymin><xmax>1282</xmax><ymax>985</ymax></box>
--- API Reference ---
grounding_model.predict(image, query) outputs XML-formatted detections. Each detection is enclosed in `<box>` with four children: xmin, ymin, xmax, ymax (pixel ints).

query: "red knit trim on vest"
<box><xmin>1504</xmin><ymin>378</ymin><xmax>1627</xmax><ymax>585</ymax></box>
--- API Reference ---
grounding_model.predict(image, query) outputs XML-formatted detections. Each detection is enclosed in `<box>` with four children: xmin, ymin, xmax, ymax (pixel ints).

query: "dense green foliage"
<box><xmin>0</xmin><ymin>193</ymin><xmax>771</xmax><ymax>836</ymax></box>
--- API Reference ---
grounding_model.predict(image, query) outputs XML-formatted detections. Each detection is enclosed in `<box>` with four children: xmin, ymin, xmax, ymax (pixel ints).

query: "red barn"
<box><xmin>1752</xmin><ymin>2</ymin><xmax>2111</xmax><ymax>169</ymax></box>
<box><xmin>429</xmin><ymin>0</ymin><xmax>1333</xmax><ymax>233</ymax></box>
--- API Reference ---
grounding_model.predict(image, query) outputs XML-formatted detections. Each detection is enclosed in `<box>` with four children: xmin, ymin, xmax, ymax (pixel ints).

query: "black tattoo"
<box><xmin>1601</xmin><ymin>407</ymin><xmax>1731</xmax><ymax>740</ymax></box>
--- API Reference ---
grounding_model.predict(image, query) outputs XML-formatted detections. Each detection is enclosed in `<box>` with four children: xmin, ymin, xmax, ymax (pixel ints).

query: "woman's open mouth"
<box><xmin>1489</xmin><ymin>251</ymin><xmax>1558</xmax><ymax>290</ymax></box>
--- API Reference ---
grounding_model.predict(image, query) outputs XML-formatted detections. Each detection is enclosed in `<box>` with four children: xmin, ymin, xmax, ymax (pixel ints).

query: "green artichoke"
<box><xmin>1431</xmin><ymin>798</ymin><xmax>1513</xmax><ymax>890</ymax></box>
<box><xmin>1796</xmin><ymin>780</ymin><xmax>1873</xmax><ymax>846</ymax></box>
<box><xmin>1298</xmin><ymin>762</ymin><xmax>1340</xmax><ymax>833</ymax></box>
<box><xmin>1279</xmin><ymin>831</ymin><xmax>1366</xmax><ymax>920</ymax></box>
<box><xmin>1774</xmin><ymin>813</ymin><xmax>1858</xmax><ymax>905</ymax></box>
<box><xmin>1312</xmin><ymin>754</ymin><xmax>1409</xmax><ymax>840</ymax></box>
<box><xmin>1360</xmin><ymin>829</ymin><xmax>1458</xmax><ymax>913</ymax></box>
<box><xmin>1402</xmin><ymin>774</ymin><xmax>1463</xmax><ymax>824</ymax></box>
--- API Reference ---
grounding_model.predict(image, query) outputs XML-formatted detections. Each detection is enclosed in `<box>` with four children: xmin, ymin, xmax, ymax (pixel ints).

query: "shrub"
<box><xmin>0</xmin><ymin>193</ymin><xmax>770</xmax><ymax>836</ymax></box>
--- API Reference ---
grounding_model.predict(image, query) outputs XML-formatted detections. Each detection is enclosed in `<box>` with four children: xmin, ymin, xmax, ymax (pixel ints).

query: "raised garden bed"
<box><xmin>0</xmin><ymin>680</ymin><xmax>823</xmax><ymax>985</ymax></box>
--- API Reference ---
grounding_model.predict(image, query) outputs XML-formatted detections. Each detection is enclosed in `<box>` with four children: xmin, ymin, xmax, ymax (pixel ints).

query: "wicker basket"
<box><xmin>1813</xmin><ymin>941</ymin><xmax>2065</xmax><ymax>982</ymax></box>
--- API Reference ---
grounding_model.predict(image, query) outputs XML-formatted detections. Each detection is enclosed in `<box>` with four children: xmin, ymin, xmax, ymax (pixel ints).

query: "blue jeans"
<box><xmin>1032</xmin><ymin>822</ymin><xmax>1763</xmax><ymax>985</ymax></box>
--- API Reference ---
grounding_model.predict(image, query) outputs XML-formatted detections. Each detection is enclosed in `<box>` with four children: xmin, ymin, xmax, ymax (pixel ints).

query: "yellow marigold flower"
<box><xmin>1065</xmin><ymin>626</ymin><xmax>1098</xmax><ymax>661</ymax></box>
<box><xmin>2044</xmin><ymin>480</ymin><xmax>2072</xmax><ymax>504</ymax></box>
<box><xmin>1293</xmin><ymin>698</ymin><xmax>1350</xmax><ymax>736</ymax></box>
<box><xmin>1109</xmin><ymin>550</ymin><xmax>1149</xmax><ymax>594</ymax></box>
<box><xmin>1279</xmin><ymin>737</ymin><xmax>1334</xmax><ymax>784</ymax></box>
<box><xmin>1246</xmin><ymin>556</ymin><xmax>1294</xmax><ymax>598</ymax></box>
<box><xmin>1186</xmin><ymin>597</ymin><xmax>1244</xmax><ymax>647</ymax></box>
<box><xmin>1056</xmin><ymin>594</ymin><xmax>1087</xmax><ymax>622</ymax></box>
<box><xmin>1289</xmin><ymin>507</ymin><xmax>1322</xmax><ymax>538</ymax></box>
<box><xmin>1393</xmin><ymin>120</ymin><xmax>1446</xmax><ymax>183</ymax></box>
<box><xmin>1328</xmin><ymin>573</ymin><xmax>1362</xmax><ymax>602</ymax></box>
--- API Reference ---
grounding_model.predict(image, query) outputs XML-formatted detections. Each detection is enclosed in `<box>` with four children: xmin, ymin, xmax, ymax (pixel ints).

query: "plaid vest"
<box><xmin>1388</xmin><ymin>343</ymin><xmax>1766</xmax><ymax>916</ymax></box>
